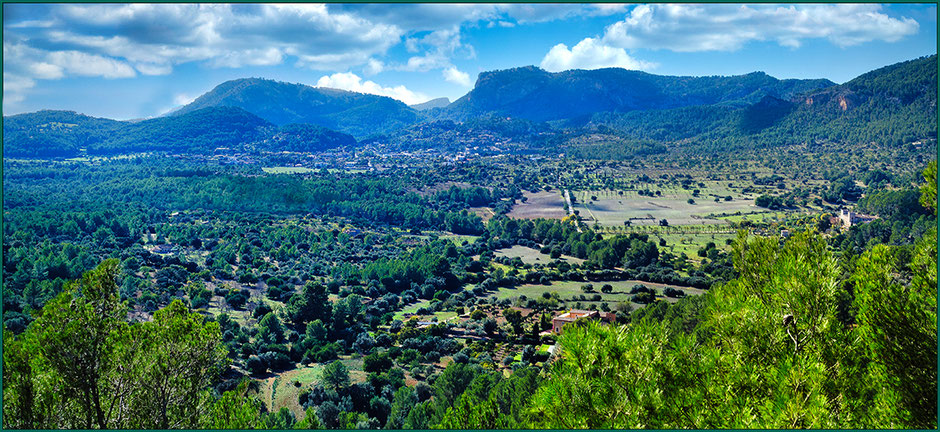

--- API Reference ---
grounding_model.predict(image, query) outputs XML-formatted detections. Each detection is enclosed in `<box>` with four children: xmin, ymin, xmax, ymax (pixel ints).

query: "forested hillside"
<box><xmin>444</xmin><ymin>66</ymin><xmax>833</xmax><ymax>122</ymax></box>
<box><xmin>585</xmin><ymin>55</ymin><xmax>938</xmax><ymax>153</ymax></box>
<box><xmin>171</xmin><ymin>78</ymin><xmax>422</xmax><ymax>138</ymax></box>
<box><xmin>3</xmin><ymin>111</ymin><xmax>123</xmax><ymax>157</ymax></box>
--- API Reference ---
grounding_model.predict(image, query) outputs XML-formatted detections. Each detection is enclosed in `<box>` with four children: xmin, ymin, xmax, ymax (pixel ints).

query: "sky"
<box><xmin>3</xmin><ymin>3</ymin><xmax>937</xmax><ymax>120</ymax></box>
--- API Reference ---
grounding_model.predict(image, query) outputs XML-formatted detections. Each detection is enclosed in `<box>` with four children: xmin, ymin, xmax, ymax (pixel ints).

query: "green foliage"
<box><xmin>295</xmin><ymin>407</ymin><xmax>323</xmax><ymax>429</ymax></box>
<box><xmin>321</xmin><ymin>360</ymin><xmax>350</xmax><ymax>390</ymax></box>
<box><xmin>200</xmin><ymin>380</ymin><xmax>264</xmax><ymax>429</ymax></box>
<box><xmin>286</xmin><ymin>282</ymin><xmax>333</xmax><ymax>328</ymax></box>
<box><xmin>530</xmin><ymin>229</ymin><xmax>937</xmax><ymax>428</ymax></box>
<box><xmin>853</xmin><ymin>232</ymin><xmax>937</xmax><ymax>428</ymax></box>
<box><xmin>920</xmin><ymin>160</ymin><xmax>937</xmax><ymax>214</ymax></box>
<box><xmin>3</xmin><ymin>260</ymin><xmax>229</xmax><ymax>429</ymax></box>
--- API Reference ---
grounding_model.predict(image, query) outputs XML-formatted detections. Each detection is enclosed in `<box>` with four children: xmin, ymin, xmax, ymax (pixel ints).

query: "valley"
<box><xmin>3</xmin><ymin>54</ymin><xmax>937</xmax><ymax>429</ymax></box>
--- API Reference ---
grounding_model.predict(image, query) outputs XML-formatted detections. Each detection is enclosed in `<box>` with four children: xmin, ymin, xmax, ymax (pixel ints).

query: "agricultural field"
<box><xmin>507</xmin><ymin>190</ymin><xmax>567</xmax><ymax>220</ymax></box>
<box><xmin>572</xmin><ymin>187</ymin><xmax>762</xmax><ymax>227</ymax></box>
<box><xmin>494</xmin><ymin>245</ymin><xmax>585</xmax><ymax>265</ymax></box>
<box><xmin>485</xmin><ymin>280</ymin><xmax>707</xmax><ymax>307</ymax></box>
<box><xmin>653</xmin><ymin>231</ymin><xmax>739</xmax><ymax>259</ymax></box>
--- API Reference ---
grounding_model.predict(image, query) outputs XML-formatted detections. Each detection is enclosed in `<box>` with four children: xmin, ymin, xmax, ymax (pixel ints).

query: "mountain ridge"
<box><xmin>444</xmin><ymin>66</ymin><xmax>836</xmax><ymax>122</ymax></box>
<box><xmin>170</xmin><ymin>77</ymin><xmax>422</xmax><ymax>138</ymax></box>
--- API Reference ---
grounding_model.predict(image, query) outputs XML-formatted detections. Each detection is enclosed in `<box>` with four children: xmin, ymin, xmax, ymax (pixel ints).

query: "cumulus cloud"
<box><xmin>603</xmin><ymin>4</ymin><xmax>920</xmax><ymax>52</ymax></box>
<box><xmin>540</xmin><ymin>37</ymin><xmax>656</xmax><ymax>72</ymax></box>
<box><xmin>4</xmin><ymin>4</ymin><xmax>403</xmax><ymax>78</ymax></box>
<box><xmin>47</xmin><ymin>51</ymin><xmax>137</xmax><ymax>78</ymax></box>
<box><xmin>3</xmin><ymin>74</ymin><xmax>35</xmax><ymax>105</ymax></box>
<box><xmin>443</xmin><ymin>66</ymin><xmax>472</xmax><ymax>87</ymax></box>
<box><xmin>315</xmin><ymin>72</ymin><xmax>429</xmax><ymax>105</ymax></box>
<box><xmin>394</xmin><ymin>27</ymin><xmax>474</xmax><ymax>72</ymax></box>
<box><xmin>364</xmin><ymin>58</ymin><xmax>385</xmax><ymax>75</ymax></box>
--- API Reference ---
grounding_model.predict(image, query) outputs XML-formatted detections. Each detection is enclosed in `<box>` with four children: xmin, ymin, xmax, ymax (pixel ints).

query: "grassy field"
<box><xmin>392</xmin><ymin>300</ymin><xmax>460</xmax><ymax>322</ymax></box>
<box><xmin>260</xmin><ymin>355</ymin><xmax>367</xmax><ymax>420</ymax></box>
<box><xmin>507</xmin><ymin>190</ymin><xmax>567</xmax><ymax>220</ymax></box>
<box><xmin>260</xmin><ymin>364</ymin><xmax>324</xmax><ymax>420</ymax></box>
<box><xmin>572</xmin><ymin>188</ymin><xmax>762</xmax><ymax>227</ymax></box>
<box><xmin>654</xmin><ymin>232</ymin><xmax>738</xmax><ymax>259</ymax></box>
<box><xmin>485</xmin><ymin>280</ymin><xmax>707</xmax><ymax>307</ymax></box>
<box><xmin>494</xmin><ymin>245</ymin><xmax>585</xmax><ymax>265</ymax></box>
<box><xmin>438</xmin><ymin>234</ymin><xmax>481</xmax><ymax>246</ymax></box>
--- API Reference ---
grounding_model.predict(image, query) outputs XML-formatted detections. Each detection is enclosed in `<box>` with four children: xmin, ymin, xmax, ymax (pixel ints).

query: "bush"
<box><xmin>246</xmin><ymin>355</ymin><xmax>267</xmax><ymax>375</ymax></box>
<box><xmin>664</xmin><ymin>287</ymin><xmax>686</xmax><ymax>298</ymax></box>
<box><xmin>631</xmin><ymin>291</ymin><xmax>656</xmax><ymax>304</ymax></box>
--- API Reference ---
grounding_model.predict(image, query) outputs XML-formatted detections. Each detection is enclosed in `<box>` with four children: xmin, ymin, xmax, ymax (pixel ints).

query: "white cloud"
<box><xmin>28</xmin><ymin>62</ymin><xmax>65</xmax><ymax>79</ymax></box>
<box><xmin>134</xmin><ymin>63</ymin><xmax>173</xmax><ymax>76</ymax></box>
<box><xmin>210</xmin><ymin>48</ymin><xmax>284</xmax><ymax>68</ymax></box>
<box><xmin>46</xmin><ymin>51</ymin><xmax>137</xmax><ymax>78</ymax></box>
<box><xmin>603</xmin><ymin>4</ymin><xmax>920</xmax><ymax>52</ymax></box>
<box><xmin>7</xmin><ymin>3</ymin><xmax>405</xmax><ymax>78</ymax></box>
<box><xmin>364</xmin><ymin>58</ymin><xmax>385</xmax><ymax>75</ymax></box>
<box><xmin>2</xmin><ymin>74</ymin><xmax>35</xmax><ymax>107</ymax></box>
<box><xmin>315</xmin><ymin>72</ymin><xmax>428</xmax><ymax>105</ymax></box>
<box><xmin>540</xmin><ymin>38</ymin><xmax>656</xmax><ymax>72</ymax></box>
<box><xmin>443</xmin><ymin>66</ymin><xmax>472</xmax><ymax>87</ymax></box>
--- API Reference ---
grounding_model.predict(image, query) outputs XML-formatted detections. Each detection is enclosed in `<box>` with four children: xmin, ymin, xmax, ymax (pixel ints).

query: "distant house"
<box><xmin>342</xmin><ymin>228</ymin><xmax>363</xmax><ymax>237</ymax></box>
<box><xmin>551</xmin><ymin>309</ymin><xmax>616</xmax><ymax>334</ymax></box>
<box><xmin>838</xmin><ymin>209</ymin><xmax>877</xmax><ymax>229</ymax></box>
<box><xmin>151</xmin><ymin>244</ymin><xmax>175</xmax><ymax>254</ymax></box>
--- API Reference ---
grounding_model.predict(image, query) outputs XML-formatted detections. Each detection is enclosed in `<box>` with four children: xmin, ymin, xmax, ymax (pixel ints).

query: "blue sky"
<box><xmin>3</xmin><ymin>3</ymin><xmax>936</xmax><ymax>119</ymax></box>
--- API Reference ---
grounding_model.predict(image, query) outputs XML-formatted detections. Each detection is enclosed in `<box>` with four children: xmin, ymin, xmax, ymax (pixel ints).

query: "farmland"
<box><xmin>507</xmin><ymin>190</ymin><xmax>567</xmax><ymax>220</ymax></box>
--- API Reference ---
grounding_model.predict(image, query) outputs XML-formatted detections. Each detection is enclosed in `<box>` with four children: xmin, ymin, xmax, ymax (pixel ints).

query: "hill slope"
<box><xmin>90</xmin><ymin>106</ymin><xmax>273</xmax><ymax>154</ymax></box>
<box><xmin>3</xmin><ymin>111</ymin><xmax>123</xmax><ymax>157</ymax></box>
<box><xmin>171</xmin><ymin>78</ymin><xmax>421</xmax><ymax>138</ymax></box>
<box><xmin>580</xmin><ymin>55</ymin><xmax>938</xmax><ymax>151</ymax></box>
<box><xmin>445</xmin><ymin>66</ymin><xmax>834</xmax><ymax>122</ymax></box>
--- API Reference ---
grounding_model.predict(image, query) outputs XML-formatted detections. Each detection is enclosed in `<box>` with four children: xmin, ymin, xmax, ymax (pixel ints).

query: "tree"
<box><xmin>483</xmin><ymin>318</ymin><xmax>498</xmax><ymax>335</ymax></box>
<box><xmin>124</xmin><ymin>300</ymin><xmax>228</xmax><ymax>428</ymax></box>
<box><xmin>386</xmin><ymin>386</ymin><xmax>417</xmax><ymax>429</ymax></box>
<box><xmin>363</xmin><ymin>351</ymin><xmax>393</xmax><ymax>374</ymax></box>
<box><xmin>27</xmin><ymin>259</ymin><xmax>127</xmax><ymax>429</ymax></box>
<box><xmin>295</xmin><ymin>407</ymin><xmax>323</xmax><ymax>429</ymax></box>
<box><xmin>3</xmin><ymin>260</ymin><xmax>230</xmax><ymax>429</ymax></box>
<box><xmin>853</xmin><ymin>231</ymin><xmax>936</xmax><ymax>427</ymax></box>
<box><xmin>257</xmin><ymin>312</ymin><xmax>285</xmax><ymax>345</ymax></box>
<box><xmin>920</xmin><ymin>161</ymin><xmax>937</xmax><ymax>214</ymax></box>
<box><xmin>200</xmin><ymin>380</ymin><xmax>264</xmax><ymax>429</ymax></box>
<box><xmin>502</xmin><ymin>309</ymin><xmax>524</xmax><ymax>335</ymax></box>
<box><xmin>286</xmin><ymin>282</ymin><xmax>332</xmax><ymax>328</ymax></box>
<box><xmin>530</xmin><ymin>229</ymin><xmax>939</xmax><ymax>428</ymax></box>
<box><xmin>321</xmin><ymin>360</ymin><xmax>349</xmax><ymax>390</ymax></box>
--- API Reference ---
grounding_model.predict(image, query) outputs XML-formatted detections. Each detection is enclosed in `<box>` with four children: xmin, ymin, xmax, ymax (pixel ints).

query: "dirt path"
<box><xmin>564</xmin><ymin>189</ymin><xmax>583</xmax><ymax>233</ymax></box>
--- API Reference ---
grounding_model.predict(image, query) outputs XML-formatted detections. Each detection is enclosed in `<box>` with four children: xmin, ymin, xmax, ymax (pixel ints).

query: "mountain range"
<box><xmin>4</xmin><ymin>55</ymin><xmax>936</xmax><ymax>158</ymax></box>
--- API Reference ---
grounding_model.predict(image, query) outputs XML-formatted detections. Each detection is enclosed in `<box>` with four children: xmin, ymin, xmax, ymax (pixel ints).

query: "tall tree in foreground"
<box><xmin>2</xmin><ymin>259</ymin><xmax>230</xmax><ymax>429</ymax></box>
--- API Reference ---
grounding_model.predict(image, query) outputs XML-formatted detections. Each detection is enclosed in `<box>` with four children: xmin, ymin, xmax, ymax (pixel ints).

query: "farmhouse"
<box><xmin>551</xmin><ymin>309</ymin><xmax>616</xmax><ymax>334</ymax></box>
<box><xmin>838</xmin><ymin>209</ymin><xmax>877</xmax><ymax>229</ymax></box>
